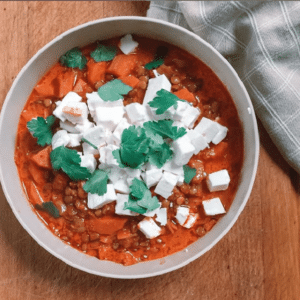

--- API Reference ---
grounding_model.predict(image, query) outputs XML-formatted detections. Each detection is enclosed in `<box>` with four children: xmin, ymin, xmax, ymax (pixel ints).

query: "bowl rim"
<box><xmin>0</xmin><ymin>16</ymin><xmax>260</xmax><ymax>278</ymax></box>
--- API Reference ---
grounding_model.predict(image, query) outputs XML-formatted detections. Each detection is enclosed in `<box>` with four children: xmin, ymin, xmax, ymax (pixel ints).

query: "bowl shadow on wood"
<box><xmin>257</xmin><ymin>119</ymin><xmax>300</xmax><ymax>194</ymax></box>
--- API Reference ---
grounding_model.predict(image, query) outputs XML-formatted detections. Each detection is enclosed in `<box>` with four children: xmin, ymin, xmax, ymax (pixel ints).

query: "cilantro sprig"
<box><xmin>35</xmin><ymin>202</ymin><xmax>60</xmax><ymax>218</ymax></box>
<box><xmin>27</xmin><ymin>115</ymin><xmax>56</xmax><ymax>146</ymax></box>
<box><xmin>183</xmin><ymin>165</ymin><xmax>197</xmax><ymax>184</ymax></box>
<box><xmin>149</xmin><ymin>89</ymin><xmax>185</xmax><ymax>115</ymax></box>
<box><xmin>50</xmin><ymin>146</ymin><xmax>91</xmax><ymax>181</ymax></box>
<box><xmin>59</xmin><ymin>47</ymin><xmax>87</xmax><ymax>70</ymax></box>
<box><xmin>83</xmin><ymin>169</ymin><xmax>109</xmax><ymax>196</ymax></box>
<box><xmin>98</xmin><ymin>79</ymin><xmax>132</xmax><ymax>101</ymax></box>
<box><xmin>124</xmin><ymin>178</ymin><xmax>160</xmax><ymax>214</ymax></box>
<box><xmin>91</xmin><ymin>44</ymin><xmax>117</xmax><ymax>62</ymax></box>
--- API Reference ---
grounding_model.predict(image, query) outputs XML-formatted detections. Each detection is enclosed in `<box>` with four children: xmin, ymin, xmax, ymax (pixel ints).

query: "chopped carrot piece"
<box><xmin>30</xmin><ymin>146</ymin><xmax>52</xmax><ymax>169</ymax></box>
<box><xmin>107</xmin><ymin>54</ymin><xmax>137</xmax><ymax>77</ymax></box>
<box><xmin>86</xmin><ymin>216</ymin><xmax>128</xmax><ymax>235</ymax></box>
<box><xmin>117</xmin><ymin>229</ymin><xmax>134</xmax><ymax>240</ymax></box>
<box><xmin>174</xmin><ymin>88</ymin><xmax>195</xmax><ymax>103</ymax></box>
<box><xmin>73</xmin><ymin>78</ymin><xmax>93</xmax><ymax>97</ymax></box>
<box><xmin>27</xmin><ymin>162</ymin><xmax>47</xmax><ymax>185</ymax></box>
<box><xmin>86</xmin><ymin>60</ymin><xmax>107</xmax><ymax>85</ymax></box>
<box><xmin>54</xmin><ymin>69</ymin><xmax>75</xmax><ymax>98</ymax></box>
<box><xmin>27</xmin><ymin>181</ymin><xmax>43</xmax><ymax>205</ymax></box>
<box><xmin>119</xmin><ymin>75</ymin><xmax>139</xmax><ymax>88</ymax></box>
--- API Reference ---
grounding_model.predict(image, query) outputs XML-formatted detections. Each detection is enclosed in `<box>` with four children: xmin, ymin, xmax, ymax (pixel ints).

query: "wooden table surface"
<box><xmin>0</xmin><ymin>2</ymin><xmax>299</xmax><ymax>300</ymax></box>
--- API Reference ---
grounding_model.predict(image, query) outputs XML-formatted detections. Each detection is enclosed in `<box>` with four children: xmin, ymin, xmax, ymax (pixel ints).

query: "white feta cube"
<box><xmin>115</xmin><ymin>194</ymin><xmax>139</xmax><ymax>216</ymax></box>
<box><xmin>172</xmin><ymin>101</ymin><xmax>191</xmax><ymax>121</ymax></box>
<box><xmin>125</xmin><ymin>103</ymin><xmax>150</xmax><ymax>124</ymax></box>
<box><xmin>114</xmin><ymin>178</ymin><xmax>130</xmax><ymax>194</ymax></box>
<box><xmin>212</xmin><ymin>123</ymin><xmax>228</xmax><ymax>145</ymax></box>
<box><xmin>67</xmin><ymin>133</ymin><xmax>82</xmax><ymax>147</ymax></box>
<box><xmin>99</xmin><ymin>144</ymin><xmax>118</xmax><ymax>166</ymax></box>
<box><xmin>143</xmin><ymin>74</ymin><xmax>171</xmax><ymax>105</ymax></box>
<box><xmin>175</xmin><ymin>206</ymin><xmax>189</xmax><ymax>226</ymax></box>
<box><xmin>82</xmin><ymin>142</ymin><xmax>99</xmax><ymax>156</ymax></box>
<box><xmin>182</xmin><ymin>105</ymin><xmax>201</xmax><ymax>129</ymax></box>
<box><xmin>112</xmin><ymin>118</ymin><xmax>131</xmax><ymax>145</ymax></box>
<box><xmin>94</xmin><ymin>106</ymin><xmax>125</xmax><ymax>131</ymax></box>
<box><xmin>183</xmin><ymin>213</ymin><xmax>198</xmax><ymax>228</ymax></box>
<box><xmin>124</xmin><ymin>168</ymin><xmax>141</xmax><ymax>179</ymax></box>
<box><xmin>80</xmin><ymin>153</ymin><xmax>97</xmax><ymax>173</ymax></box>
<box><xmin>61</xmin><ymin>101</ymin><xmax>88</xmax><ymax>125</ymax></box>
<box><xmin>142</xmin><ymin>204</ymin><xmax>161</xmax><ymax>217</ymax></box>
<box><xmin>142</xmin><ymin>168</ymin><xmax>163</xmax><ymax>188</ymax></box>
<box><xmin>207</xmin><ymin>169</ymin><xmax>230</xmax><ymax>192</ymax></box>
<box><xmin>87</xmin><ymin>184</ymin><xmax>117</xmax><ymax>209</ymax></box>
<box><xmin>172</xmin><ymin>135</ymin><xmax>195</xmax><ymax>166</ymax></box>
<box><xmin>99</xmin><ymin>164</ymin><xmax>127</xmax><ymax>184</ymax></box>
<box><xmin>155</xmin><ymin>208</ymin><xmax>167</xmax><ymax>226</ymax></box>
<box><xmin>59</xmin><ymin>120</ymin><xmax>80</xmax><ymax>133</ymax></box>
<box><xmin>202</xmin><ymin>197</ymin><xmax>226</xmax><ymax>216</ymax></box>
<box><xmin>53</xmin><ymin>92</ymin><xmax>82</xmax><ymax>122</ymax></box>
<box><xmin>162</xmin><ymin>159</ymin><xmax>184</xmax><ymax>177</ymax></box>
<box><xmin>82</xmin><ymin>125</ymin><xmax>107</xmax><ymax>148</ymax></box>
<box><xmin>138</xmin><ymin>217</ymin><xmax>161</xmax><ymax>239</ymax></box>
<box><xmin>154</xmin><ymin>171</ymin><xmax>178</xmax><ymax>199</ymax></box>
<box><xmin>186</xmin><ymin>130</ymin><xmax>209</xmax><ymax>154</ymax></box>
<box><xmin>194</xmin><ymin>117</ymin><xmax>219</xmax><ymax>143</ymax></box>
<box><xmin>52</xmin><ymin>130</ymin><xmax>70</xmax><ymax>149</ymax></box>
<box><xmin>74</xmin><ymin>119</ymin><xmax>95</xmax><ymax>133</ymax></box>
<box><xmin>119</xmin><ymin>34</ymin><xmax>138</xmax><ymax>54</ymax></box>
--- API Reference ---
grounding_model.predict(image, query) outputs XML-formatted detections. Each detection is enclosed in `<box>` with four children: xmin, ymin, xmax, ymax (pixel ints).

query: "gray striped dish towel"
<box><xmin>147</xmin><ymin>1</ymin><xmax>300</xmax><ymax>173</ymax></box>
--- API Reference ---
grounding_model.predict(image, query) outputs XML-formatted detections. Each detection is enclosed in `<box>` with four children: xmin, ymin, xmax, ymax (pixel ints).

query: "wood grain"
<box><xmin>0</xmin><ymin>2</ymin><xmax>299</xmax><ymax>300</ymax></box>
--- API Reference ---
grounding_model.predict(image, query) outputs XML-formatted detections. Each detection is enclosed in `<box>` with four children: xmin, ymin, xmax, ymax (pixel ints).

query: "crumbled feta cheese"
<box><xmin>80</xmin><ymin>153</ymin><xmax>97</xmax><ymax>173</ymax></box>
<box><xmin>186</xmin><ymin>129</ymin><xmax>209</xmax><ymax>154</ymax></box>
<box><xmin>212</xmin><ymin>123</ymin><xmax>228</xmax><ymax>145</ymax></box>
<box><xmin>172</xmin><ymin>101</ymin><xmax>191</xmax><ymax>121</ymax></box>
<box><xmin>155</xmin><ymin>208</ymin><xmax>167</xmax><ymax>226</ymax></box>
<box><xmin>112</xmin><ymin>118</ymin><xmax>130</xmax><ymax>145</ymax></box>
<box><xmin>143</xmin><ymin>74</ymin><xmax>171</xmax><ymax>105</ymax></box>
<box><xmin>182</xmin><ymin>105</ymin><xmax>201</xmax><ymax>129</ymax></box>
<box><xmin>59</xmin><ymin>120</ymin><xmax>80</xmax><ymax>133</ymax></box>
<box><xmin>99</xmin><ymin>164</ymin><xmax>127</xmax><ymax>184</ymax></box>
<box><xmin>194</xmin><ymin>117</ymin><xmax>219</xmax><ymax>143</ymax></box>
<box><xmin>175</xmin><ymin>206</ymin><xmax>189</xmax><ymax>226</ymax></box>
<box><xmin>82</xmin><ymin>142</ymin><xmax>99</xmax><ymax>156</ymax></box>
<box><xmin>99</xmin><ymin>144</ymin><xmax>118</xmax><ymax>166</ymax></box>
<box><xmin>61</xmin><ymin>101</ymin><xmax>88</xmax><ymax>125</ymax></box>
<box><xmin>202</xmin><ymin>197</ymin><xmax>226</xmax><ymax>216</ymax></box>
<box><xmin>172</xmin><ymin>135</ymin><xmax>195</xmax><ymax>166</ymax></box>
<box><xmin>74</xmin><ymin>119</ymin><xmax>95</xmax><ymax>133</ymax></box>
<box><xmin>138</xmin><ymin>217</ymin><xmax>161</xmax><ymax>239</ymax></box>
<box><xmin>94</xmin><ymin>106</ymin><xmax>125</xmax><ymax>131</ymax></box>
<box><xmin>183</xmin><ymin>213</ymin><xmax>198</xmax><ymax>228</ymax></box>
<box><xmin>143</xmin><ymin>204</ymin><xmax>161</xmax><ymax>217</ymax></box>
<box><xmin>154</xmin><ymin>171</ymin><xmax>178</xmax><ymax>199</ymax></box>
<box><xmin>162</xmin><ymin>159</ymin><xmax>184</xmax><ymax>177</ymax></box>
<box><xmin>119</xmin><ymin>34</ymin><xmax>139</xmax><ymax>54</ymax></box>
<box><xmin>124</xmin><ymin>168</ymin><xmax>141</xmax><ymax>179</ymax></box>
<box><xmin>53</xmin><ymin>92</ymin><xmax>82</xmax><ymax>122</ymax></box>
<box><xmin>82</xmin><ymin>125</ymin><xmax>107</xmax><ymax>148</ymax></box>
<box><xmin>67</xmin><ymin>133</ymin><xmax>82</xmax><ymax>147</ymax></box>
<box><xmin>125</xmin><ymin>103</ymin><xmax>150</xmax><ymax>124</ymax></box>
<box><xmin>52</xmin><ymin>130</ymin><xmax>71</xmax><ymax>149</ymax></box>
<box><xmin>87</xmin><ymin>184</ymin><xmax>117</xmax><ymax>209</ymax></box>
<box><xmin>207</xmin><ymin>169</ymin><xmax>230</xmax><ymax>192</ymax></box>
<box><xmin>114</xmin><ymin>178</ymin><xmax>130</xmax><ymax>194</ymax></box>
<box><xmin>142</xmin><ymin>168</ymin><xmax>163</xmax><ymax>188</ymax></box>
<box><xmin>115</xmin><ymin>194</ymin><xmax>139</xmax><ymax>216</ymax></box>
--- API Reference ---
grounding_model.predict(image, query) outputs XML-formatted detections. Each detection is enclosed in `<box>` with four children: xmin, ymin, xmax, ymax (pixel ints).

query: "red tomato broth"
<box><xmin>14</xmin><ymin>35</ymin><xmax>244</xmax><ymax>266</ymax></box>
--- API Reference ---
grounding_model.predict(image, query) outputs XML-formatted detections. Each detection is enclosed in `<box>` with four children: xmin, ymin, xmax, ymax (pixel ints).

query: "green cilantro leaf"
<box><xmin>50</xmin><ymin>146</ymin><xmax>91</xmax><ymax>181</ymax></box>
<box><xmin>81</xmin><ymin>137</ymin><xmax>97</xmax><ymax>150</ymax></box>
<box><xmin>91</xmin><ymin>44</ymin><xmax>117</xmax><ymax>62</ymax></box>
<box><xmin>147</xmin><ymin>142</ymin><xmax>173</xmax><ymax>168</ymax></box>
<box><xmin>137</xmin><ymin>190</ymin><xmax>160</xmax><ymax>211</ymax></box>
<box><xmin>83</xmin><ymin>169</ymin><xmax>108</xmax><ymax>196</ymax></box>
<box><xmin>27</xmin><ymin>115</ymin><xmax>56</xmax><ymax>146</ymax></box>
<box><xmin>144</xmin><ymin>120</ymin><xmax>187</xmax><ymax>141</ymax></box>
<box><xmin>124</xmin><ymin>196</ymin><xmax>147</xmax><ymax>214</ymax></box>
<box><xmin>145</xmin><ymin>58</ymin><xmax>164</xmax><ymax>70</ymax></box>
<box><xmin>149</xmin><ymin>89</ymin><xmax>184</xmax><ymax>115</ymax></box>
<box><xmin>35</xmin><ymin>202</ymin><xmax>60</xmax><ymax>218</ymax></box>
<box><xmin>145</xmin><ymin>46</ymin><xmax>168</xmax><ymax>70</ymax></box>
<box><xmin>59</xmin><ymin>47</ymin><xmax>87</xmax><ymax>70</ymax></box>
<box><xmin>183</xmin><ymin>165</ymin><xmax>197</xmax><ymax>184</ymax></box>
<box><xmin>98</xmin><ymin>79</ymin><xmax>132</xmax><ymax>101</ymax></box>
<box><xmin>130</xmin><ymin>178</ymin><xmax>148</xmax><ymax>199</ymax></box>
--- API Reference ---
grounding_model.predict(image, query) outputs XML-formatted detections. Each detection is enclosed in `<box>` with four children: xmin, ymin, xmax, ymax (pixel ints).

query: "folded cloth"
<box><xmin>147</xmin><ymin>1</ymin><xmax>300</xmax><ymax>173</ymax></box>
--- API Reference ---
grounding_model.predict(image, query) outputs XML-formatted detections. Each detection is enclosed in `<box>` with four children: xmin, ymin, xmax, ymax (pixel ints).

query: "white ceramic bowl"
<box><xmin>0</xmin><ymin>16</ymin><xmax>259</xmax><ymax>278</ymax></box>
